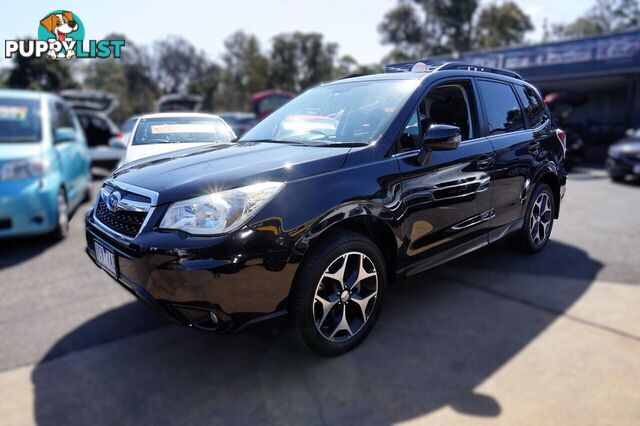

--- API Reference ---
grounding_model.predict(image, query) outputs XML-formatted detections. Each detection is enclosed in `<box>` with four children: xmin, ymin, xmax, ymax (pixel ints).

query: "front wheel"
<box><xmin>290</xmin><ymin>231</ymin><xmax>386</xmax><ymax>356</ymax></box>
<box><xmin>50</xmin><ymin>189</ymin><xmax>69</xmax><ymax>241</ymax></box>
<box><xmin>510</xmin><ymin>183</ymin><xmax>555</xmax><ymax>253</ymax></box>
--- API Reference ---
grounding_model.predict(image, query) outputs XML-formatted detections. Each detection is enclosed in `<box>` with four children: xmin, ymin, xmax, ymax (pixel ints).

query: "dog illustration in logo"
<box><xmin>39</xmin><ymin>11</ymin><xmax>78</xmax><ymax>60</ymax></box>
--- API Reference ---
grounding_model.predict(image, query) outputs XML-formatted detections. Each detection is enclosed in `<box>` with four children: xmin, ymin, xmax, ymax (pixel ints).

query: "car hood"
<box><xmin>123</xmin><ymin>142</ymin><xmax>213</xmax><ymax>165</ymax></box>
<box><xmin>0</xmin><ymin>143</ymin><xmax>42</xmax><ymax>161</ymax></box>
<box><xmin>112</xmin><ymin>141</ymin><xmax>351</xmax><ymax>204</ymax></box>
<box><xmin>611</xmin><ymin>139</ymin><xmax>640</xmax><ymax>152</ymax></box>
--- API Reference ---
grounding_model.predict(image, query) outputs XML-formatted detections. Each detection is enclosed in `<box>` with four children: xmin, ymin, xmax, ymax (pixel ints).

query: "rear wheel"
<box><xmin>290</xmin><ymin>231</ymin><xmax>386</xmax><ymax>356</ymax></box>
<box><xmin>510</xmin><ymin>183</ymin><xmax>555</xmax><ymax>253</ymax></box>
<box><xmin>50</xmin><ymin>189</ymin><xmax>69</xmax><ymax>241</ymax></box>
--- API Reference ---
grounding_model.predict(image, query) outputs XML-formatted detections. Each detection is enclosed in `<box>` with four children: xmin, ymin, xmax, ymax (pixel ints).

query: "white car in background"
<box><xmin>118</xmin><ymin>113</ymin><xmax>236</xmax><ymax>165</ymax></box>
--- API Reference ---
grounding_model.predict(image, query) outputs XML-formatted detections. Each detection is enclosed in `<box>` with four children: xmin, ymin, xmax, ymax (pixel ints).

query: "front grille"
<box><xmin>623</xmin><ymin>154</ymin><xmax>640</xmax><ymax>164</ymax></box>
<box><xmin>95</xmin><ymin>199</ymin><xmax>147</xmax><ymax>237</ymax></box>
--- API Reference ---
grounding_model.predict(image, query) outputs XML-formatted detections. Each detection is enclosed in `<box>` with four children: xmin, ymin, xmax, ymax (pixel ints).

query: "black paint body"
<box><xmin>85</xmin><ymin>70</ymin><xmax>567</xmax><ymax>332</ymax></box>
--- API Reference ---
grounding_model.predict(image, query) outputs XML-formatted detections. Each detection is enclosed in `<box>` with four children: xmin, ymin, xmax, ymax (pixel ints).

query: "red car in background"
<box><xmin>251</xmin><ymin>89</ymin><xmax>296</xmax><ymax>120</ymax></box>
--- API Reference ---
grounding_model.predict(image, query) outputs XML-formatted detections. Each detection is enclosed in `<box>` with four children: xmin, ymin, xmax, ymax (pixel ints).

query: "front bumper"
<box><xmin>85</xmin><ymin>210</ymin><xmax>298</xmax><ymax>332</ymax></box>
<box><xmin>605</xmin><ymin>154</ymin><xmax>640</xmax><ymax>177</ymax></box>
<box><xmin>0</xmin><ymin>177</ymin><xmax>58</xmax><ymax>238</ymax></box>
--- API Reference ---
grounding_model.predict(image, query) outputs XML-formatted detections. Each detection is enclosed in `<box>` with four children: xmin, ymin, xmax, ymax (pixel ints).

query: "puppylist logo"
<box><xmin>4</xmin><ymin>10</ymin><xmax>125</xmax><ymax>60</ymax></box>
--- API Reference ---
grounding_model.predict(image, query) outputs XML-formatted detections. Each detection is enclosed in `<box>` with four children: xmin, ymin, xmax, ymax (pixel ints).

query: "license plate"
<box><xmin>95</xmin><ymin>242</ymin><xmax>117</xmax><ymax>277</ymax></box>
<box><xmin>634</xmin><ymin>165</ymin><xmax>640</xmax><ymax>175</ymax></box>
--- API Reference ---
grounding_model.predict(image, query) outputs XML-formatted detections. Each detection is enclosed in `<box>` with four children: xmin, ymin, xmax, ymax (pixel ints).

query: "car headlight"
<box><xmin>0</xmin><ymin>157</ymin><xmax>50</xmax><ymax>181</ymax></box>
<box><xmin>159</xmin><ymin>181</ymin><xmax>284</xmax><ymax>235</ymax></box>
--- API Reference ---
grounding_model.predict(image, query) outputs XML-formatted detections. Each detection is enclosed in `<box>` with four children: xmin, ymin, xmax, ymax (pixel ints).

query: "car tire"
<box><xmin>610</xmin><ymin>174</ymin><xmax>625</xmax><ymax>182</ymax></box>
<box><xmin>50</xmin><ymin>189</ymin><xmax>69</xmax><ymax>241</ymax></box>
<box><xmin>82</xmin><ymin>184</ymin><xmax>92</xmax><ymax>203</ymax></box>
<box><xmin>290</xmin><ymin>231</ymin><xmax>386</xmax><ymax>357</ymax></box>
<box><xmin>510</xmin><ymin>183</ymin><xmax>555</xmax><ymax>254</ymax></box>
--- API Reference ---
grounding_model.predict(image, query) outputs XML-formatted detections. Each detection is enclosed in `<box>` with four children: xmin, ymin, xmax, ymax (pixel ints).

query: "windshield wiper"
<box><xmin>239</xmin><ymin>139</ymin><xmax>308</xmax><ymax>146</ymax></box>
<box><xmin>240</xmin><ymin>139</ymin><xmax>368</xmax><ymax>147</ymax></box>
<box><xmin>310</xmin><ymin>141</ymin><xmax>369</xmax><ymax>147</ymax></box>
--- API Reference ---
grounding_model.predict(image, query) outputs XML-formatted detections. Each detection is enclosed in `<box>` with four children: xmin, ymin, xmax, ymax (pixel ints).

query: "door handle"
<box><xmin>528</xmin><ymin>141</ymin><xmax>541</xmax><ymax>153</ymax></box>
<box><xmin>476</xmin><ymin>154</ymin><xmax>494</xmax><ymax>169</ymax></box>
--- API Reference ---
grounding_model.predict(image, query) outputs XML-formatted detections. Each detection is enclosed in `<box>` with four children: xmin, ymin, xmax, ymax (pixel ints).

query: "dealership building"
<box><xmin>449</xmin><ymin>30</ymin><xmax>640</xmax><ymax>158</ymax></box>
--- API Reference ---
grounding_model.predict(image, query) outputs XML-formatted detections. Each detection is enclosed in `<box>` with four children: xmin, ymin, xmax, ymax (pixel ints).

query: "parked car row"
<box><xmin>60</xmin><ymin>90</ymin><xmax>126</xmax><ymax>170</ymax></box>
<box><xmin>0</xmin><ymin>90</ymin><xmax>91</xmax><ymax>239</ymax></box>
<box><xmin>0</xmin><ymin>90</ymin><xmax>238</xmax><ymax>240</ymax></box>
<box><xmin>606</xmin><ymin>128</ymin><xmax>640</xmax><ymax>181</ymax></box>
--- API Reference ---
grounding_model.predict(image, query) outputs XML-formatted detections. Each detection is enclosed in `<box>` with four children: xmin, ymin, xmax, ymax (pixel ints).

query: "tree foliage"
<box><xmin>476</xmin><ymin>2</ymin><xmax>533</xmax><ymax>49</ymax></box>
<box><xmin>379</xmin><ymin>0</ymin><xmax>533</xmax><ymax>58</ymax></box>
<box><xmin>7</xmin><ymin>38</ymin><xmax>78</xmax><ymax>91</ymax></box>
<box><xmin>547</xmin><ymin>0</ymin><xmax>640</xmax><ymax>40</ymax></box>
<box><xmin>269</xmin><ymin>32</ymin><xmax>338</xmax><ymax>92</ymax></box>
<box><xmin>218</xmin><ymin>31</ymin><xmax>271</xmax><ymax>111</ymax></box>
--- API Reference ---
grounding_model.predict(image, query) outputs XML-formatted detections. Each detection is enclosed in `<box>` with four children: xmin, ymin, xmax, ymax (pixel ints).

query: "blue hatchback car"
<box><xmin>0</xmin><ymin>90</ymin><xmax>91</xmax><ymax>239</ymax></box>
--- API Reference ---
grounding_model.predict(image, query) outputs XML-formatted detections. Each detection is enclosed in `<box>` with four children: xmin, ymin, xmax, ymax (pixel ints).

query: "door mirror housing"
<box><xmin>417</xmin><ymin>124</ymin><xmax>461</xmax><ymax>165</ymax></box>
<box><xmin>53</xmin><ymin>127</ymin><xmax>77</xmax><ymax>144</ymax></box>
<box><xmin>423</xmin><ymin>124</ymin><xmax>461</xmax><ymax>150</ymax></box>
<box><xmin>108</xmin><ymin>137</ymin><xmax>127</xmax><ymax>150</ymax></box>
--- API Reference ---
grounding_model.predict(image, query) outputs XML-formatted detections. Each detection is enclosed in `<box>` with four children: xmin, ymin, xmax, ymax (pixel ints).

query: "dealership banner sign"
<box><xmin>4</xmin><ymin>10</ymin><xmax>124</xmax><ymax>60</ymax></box>
<box><xmin>442</xmin><ymin>30</ymin><xmax>640</xmax><ymax>80</ymax></box>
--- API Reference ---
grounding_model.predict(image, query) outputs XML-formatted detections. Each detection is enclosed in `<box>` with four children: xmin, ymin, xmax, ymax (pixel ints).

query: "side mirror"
<box><xmin>423</xmin><ymin>124</ymin><xmax>461</xmax><ymax>150</ymax></box>
<box><xmin>53</xmin><ymin>127</ymin><xmax>77</xmax><ymax>144</ymax></box>
<box><xmin>417</xmin><ymin>124</ymin><xmax>461</xmax><ymax>165</ymax></box>
<box><xmin>108</xmin><ymin>137</ymin><xmax>127</xmax><ymax>150</ymax></box>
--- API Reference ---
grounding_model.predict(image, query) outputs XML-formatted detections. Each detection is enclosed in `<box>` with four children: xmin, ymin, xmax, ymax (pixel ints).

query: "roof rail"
<box><xmin>438</xmin><ymin>61</ymin><xmax>523</xmax><ymax>80</ymax></box>
<box><xmin>340</xmin><ymin>73</ymin><xmax>369</xmax><ymax>80</ymax></box>
<box><xmin>384</xmin><ymin>60</ymin><xmax>443</xmax><ymax>73</ymax></box>
<box><xmin>385</xmin><ymin>60</ymin><xmax>523</xmax><ymax>80</ymax></box>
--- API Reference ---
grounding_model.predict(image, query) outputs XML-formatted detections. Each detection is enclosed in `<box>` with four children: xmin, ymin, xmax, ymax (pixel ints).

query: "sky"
<box><xmin>1</xmin><ymin>0</ymin><xmax>593</xmax><ymax>68</ymax></box>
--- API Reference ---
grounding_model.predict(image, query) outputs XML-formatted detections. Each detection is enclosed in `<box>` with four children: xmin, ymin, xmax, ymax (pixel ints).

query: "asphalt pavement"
<box><xmin>0</xmin><ymin>166</ymin><xmax>639</xmax><ymax>425</ymax></box>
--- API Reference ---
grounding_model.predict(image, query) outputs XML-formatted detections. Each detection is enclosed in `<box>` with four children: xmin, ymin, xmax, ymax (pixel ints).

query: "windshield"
<box><xmin>132</xmin><ymin>116</ymin><xmax>235</xmax><ymax>146</ymax></box>
<box><xmin>241</xmin><ymin>79</ymin><xmax>419</xmax><ymax>145</ymax></box>
<box><xmin>0</xmin><ymin>98</ymin><xmax>42</xmax><ymax>143</ymax></box>
<box><xmin>121</xmin><ymin>117</ymin><xmax>138</xmax><ymax>134</ymax></box>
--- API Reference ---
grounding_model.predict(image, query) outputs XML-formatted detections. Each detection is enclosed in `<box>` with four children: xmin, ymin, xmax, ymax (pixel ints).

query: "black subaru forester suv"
<box><xmin>86</xmin><ymin>62</ymin><xmax>567</xmax><ymax>356</ymax></box>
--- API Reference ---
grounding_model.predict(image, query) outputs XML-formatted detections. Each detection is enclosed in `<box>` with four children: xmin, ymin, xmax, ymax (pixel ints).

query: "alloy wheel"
<box><xmin>313</xmin><ymin>251</ymin><xmax>378</xmax><ymax>342</ymax></box>
<box><xmin>529</xmin><ymin>192</ymin><xmax>552</xmax><ymax>246</ymax></box>
<box><xmin>57</xmin><ymin>192</ymin><xmax>69</xmax><ymax>231</ymax></box>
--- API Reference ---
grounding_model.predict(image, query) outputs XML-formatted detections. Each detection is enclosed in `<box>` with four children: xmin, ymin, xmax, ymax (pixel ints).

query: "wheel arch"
<box><xmin>533</xmin><ymin>167</ymin><xmax>561</xmax><ymax>219</ymax></box>
<box><xmin>295</xmin><ymin>203</ymin><xmax>402</xmax><ymax>284</ymax></box>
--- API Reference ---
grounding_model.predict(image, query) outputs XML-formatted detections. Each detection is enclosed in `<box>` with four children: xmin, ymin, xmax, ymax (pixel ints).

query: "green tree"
<box><xmin>553</xmin><ymin>0</ymin><xmax>640</xmax><ymax>39</ymax></box>
<box><xmin>476</xmin><ymin>1</ymin><xmax>534</xmax><ymax>49</ymax></box>
<box><xmin>82</xmin><ymin>34</ymin><xmax>160</xmax><ymax>123</ymax></box>
<box><xmin>334</xmin><ymin>55</ymin><xmax>382</xmax><ymax>79</ymax></box>
<box><xmin>191</xmin><ymin>63</ymin><xmax>221</xmax><ymax>111</ymax></box>
<box><xmin>7</xmin><ymin>38</ymin><xmax>78</xmax><ymax>91</ymax></box>
<box><xmin>152</xmin><ymin>35</ymin><xmax>211</xmax><ymax>94</ymax></box>
<box><xmin>269</xmin><ymin>32</ymin><xmax>338</xmax><ymax>92</ymax></box>
<box><xmin>0</xmin><ymin>69</ymin><xmax>8</xmax><ymax>88</ymax></box>
<box><xmin>113</xmin><ymin>35</ymin><xmax>161</xmax><ymax>117</ymax></box>
<box><xmin>379</xmin><ymin>3</ymin><xmax>426</xmax><ymax>60</ymax></box>
<box><xmin>379</xmin><ymin>0</ymin><xmax>533</xmax><ymax>57</ymax></box>
<box><xmin>217</xmin><ymin>31</ymin><xmax>271</xmax><ymax>111</ymax></box>
<box><xmin>83</xmin><ymin>59</ymin><xmax>128</xmax><ymax>121</ymax></box>
<box><xmin>379</xmin><ymin>0</ymin><xmax>479</xmax><ymax>57</ymax></box>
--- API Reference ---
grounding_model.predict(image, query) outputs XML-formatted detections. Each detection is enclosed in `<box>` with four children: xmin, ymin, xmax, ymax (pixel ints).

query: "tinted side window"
<box><xmin>55</xmin><ymin>102</ymin><xmax>74</xmax><ymax>129</ymax></box>
<box><xmin>515</xmin><ymin>85</ymin><xmax>548</xmax><ymax>128</ymax></box>
<box><xmin>477</xmin><ymin>80</ymin><xmax>524</xmax><ymax>135</ymax></box>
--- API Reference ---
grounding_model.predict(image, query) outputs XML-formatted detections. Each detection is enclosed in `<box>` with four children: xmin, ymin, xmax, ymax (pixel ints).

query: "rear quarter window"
<box><xmin>515</xmin><ymin>85</ymin><xmax>549</xmax><ymax>128</ymax></box>
<box><xmin>477</xmin><ymin>80</ymin><xmax>524</xmax><ymax>135</ymax></box>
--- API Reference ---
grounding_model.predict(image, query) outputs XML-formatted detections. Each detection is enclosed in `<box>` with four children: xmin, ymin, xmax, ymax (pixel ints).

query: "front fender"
<box><xmin>295</xmin><ymin>201</ymin><xmax>402</xmax><ymax>252</ymax></box>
